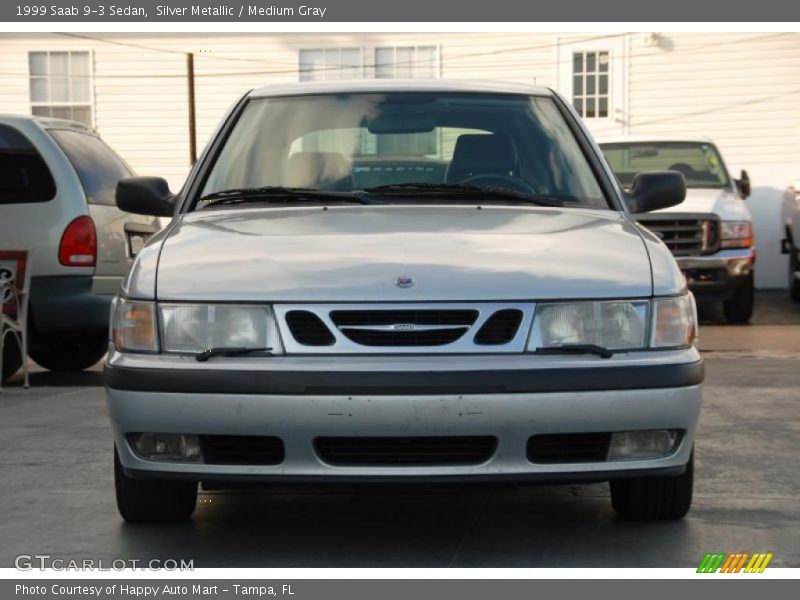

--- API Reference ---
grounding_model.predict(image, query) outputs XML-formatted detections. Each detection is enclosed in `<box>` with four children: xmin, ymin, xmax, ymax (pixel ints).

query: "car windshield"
<box><xmin>600</xmin><ymin>141</ymin><xmax>731</xmax><ymax>189</ymax></box>
<box><xmin>197</xmin><ymin>92</ymin><xmax>608</xmax><ymax>208</ymax></box>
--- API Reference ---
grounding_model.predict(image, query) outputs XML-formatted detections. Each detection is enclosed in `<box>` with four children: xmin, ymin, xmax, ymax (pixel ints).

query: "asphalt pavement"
<box><xmin>1</xmin><ymin>291</ymin><xmax>798</xmax><ymax>568</ymax></box>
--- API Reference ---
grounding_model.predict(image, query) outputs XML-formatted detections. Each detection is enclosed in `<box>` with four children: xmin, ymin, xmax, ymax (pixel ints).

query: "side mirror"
<box><xmin>627</xmin><ymin>171</ymin><xmax>686</xmax><ymax>214</ymax></box>
<box><xmin>735</xmin><ymin>169</ymin><xmax>751</xmax><ymax>199</ymax></box>
<box><xmin>116</xmin><ymin>177</ymin><xmax>176</xmax><ymax>217</ymax></box>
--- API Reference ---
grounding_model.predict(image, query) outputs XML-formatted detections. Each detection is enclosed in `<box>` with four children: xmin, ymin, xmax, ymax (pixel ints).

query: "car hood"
<box><xmin>155</xmin><ymin>205</ymin><xmax>653</xmax><ymax>301</ymax></box>
<box><xmin>653</xmin><ymin>187</ymin><xmax>751</xmax><ymax>221</ymax></box>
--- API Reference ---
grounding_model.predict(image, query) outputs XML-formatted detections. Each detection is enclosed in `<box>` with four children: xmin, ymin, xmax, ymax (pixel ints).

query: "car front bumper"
<box><xmin>106</xmin><ymin>349</ymin><xmax>703</xmax><ymax>483</ymax></box>
<box><xmin>677</xmin><ymin>248</ymin><xmax>754</xmax><ymax>302</ymax></box>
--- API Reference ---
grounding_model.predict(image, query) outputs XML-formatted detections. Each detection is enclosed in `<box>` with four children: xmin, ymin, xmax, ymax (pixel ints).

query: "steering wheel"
<box><xmin>668</xmin><ymin>163</ymin><xmax>695</xmax><ymax>178</ymax></box>
<box><xmin>461</xmin><ymin>173</ymin><xmax>536</xmax><ymax>194</ymax></box>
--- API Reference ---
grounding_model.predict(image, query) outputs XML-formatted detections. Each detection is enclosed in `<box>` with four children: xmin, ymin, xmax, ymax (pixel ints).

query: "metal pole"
<box><xmin>187</xmin><ymin>52</ymin><xmax>197</xmax><ymax>165</ymax></box>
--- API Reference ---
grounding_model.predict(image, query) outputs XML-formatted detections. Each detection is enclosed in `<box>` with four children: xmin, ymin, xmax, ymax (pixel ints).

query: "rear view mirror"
<box><xmin>116</xmin><ymin>177</ymin><xmax>175</xmax><ymax>217</ymax></box>
<box><xmin>627</xmin><ymin>171</ymin><xmax>686</xmax><ymax>214</ymax></box>
<box><xmin>736</xmin><ymin>169</ymin><xmax>751</xmax><ymax>199</ymax></box>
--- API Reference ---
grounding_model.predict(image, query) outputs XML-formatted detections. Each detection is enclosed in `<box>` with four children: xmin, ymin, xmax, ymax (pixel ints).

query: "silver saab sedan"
<box><xmin>105</xmin><ymin>80</ymin><xmax>701</xmax><ymax>523</ymax></box>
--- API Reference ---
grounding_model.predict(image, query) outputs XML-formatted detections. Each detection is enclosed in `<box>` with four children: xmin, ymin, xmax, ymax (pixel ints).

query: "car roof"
<box><xmin>0</xmin><ymin>113</ymin><xmax>95</xmax><ymax>134</ymax></box>
<box><xmin>249</xmin><ymin>79</ymin><xmax>554</xmax><ymax>98</ymax></box>
<box><xmin>596</xmin><ymin>135</ymin><xmax>717</xmax><ymax>145</ymax></box>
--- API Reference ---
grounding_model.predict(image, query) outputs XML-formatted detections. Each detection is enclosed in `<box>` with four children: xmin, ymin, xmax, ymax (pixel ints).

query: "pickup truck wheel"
<box><xmin>1</xmin><ymin>335</ymin><xmax>23</xmax><ymax>384</ymax></box>
<box><xmin>789</xmin><ymin>239</ymin><xmax>800</xmax><ymax>302</ymax></box>
<box><xmin>29</xmin><ymin>332</ymin><xmax>107</xmax><ymax>372</ymax></box>
<box><xmin>610</xmin><ymin>450</ymin><xmax>694</xmax><ymax>520</ymax></box>
<box><xmin>114</xmin><ymin>447</ymin><xmax>197</xmax><ymax>523</ymax></box>
<box><xmin>722</xmin><ymin>275</ymin><xmax>754</xmax><ymax>324</ymax></box>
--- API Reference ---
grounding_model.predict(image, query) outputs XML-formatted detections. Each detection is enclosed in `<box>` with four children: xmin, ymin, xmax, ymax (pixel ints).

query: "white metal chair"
<box><xmin>0</xmin><ymin>250</ymin><xmax>32</xmax><ymax>392</ymax></box>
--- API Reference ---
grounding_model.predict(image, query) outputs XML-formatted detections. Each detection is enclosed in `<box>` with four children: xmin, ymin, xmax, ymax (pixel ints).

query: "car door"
<box><xmin>46</xmin><ymin>128</ymin><xmax>162</xmax><ymax>295</ymax></box>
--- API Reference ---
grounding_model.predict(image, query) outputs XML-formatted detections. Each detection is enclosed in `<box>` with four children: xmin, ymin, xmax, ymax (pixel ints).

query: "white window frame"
<box><xmin>556</xmin><ymin>36</ymin><xmax>628</xmax><ymax>135</ymax></box>
<box><xmin>372</xmin><ymin>45</ymin><xmax>441</xmax><ymax>79</ymax></box>
<box><xmin>28</xmin><ymin>50</ymin><xmax>95</xmax><ymax>127</ymax></box>
<box><xmin>298</xmin><ymin>47</ymin><xmax>365</xmax><ymax>81</ymax></box>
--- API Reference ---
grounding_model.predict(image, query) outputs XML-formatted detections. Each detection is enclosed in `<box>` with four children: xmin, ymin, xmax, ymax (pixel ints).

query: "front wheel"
<box><xmin>29</xmin><ymin>331</ymin><xmax>107</xmax><ymax>372</ymax></box>
<box><xmin>722</xmin><ymin>275</ymin><xmax>755</xmax><ymax>324</ymax></box>
<box><xmin>610</xmin><ymin>450</ymin><xmax>694</xmax><ymax>520</ymax></box>
<box><xmin>114</xmin><ymin>447</ymin><xmax>198</xmax><ymax>523</ymax></box>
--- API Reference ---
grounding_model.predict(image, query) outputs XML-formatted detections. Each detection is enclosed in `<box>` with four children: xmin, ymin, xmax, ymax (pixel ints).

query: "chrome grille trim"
<box><xmin>636</xmin><ymin>212</ymin><xmax>720</xmax><ymax>257</ymax></box>
<box><xmin>274</xmin><ymin>303</ymin><xmax>535</xmax><ymax>354</ymax></box>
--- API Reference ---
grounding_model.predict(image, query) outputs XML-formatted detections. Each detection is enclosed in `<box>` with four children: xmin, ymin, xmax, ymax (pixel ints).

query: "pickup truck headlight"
<box><xmin>111</xmin><ymin>298</ymin><xmax>158</xmax><ymax>353</ymax></box>
<box><xmin>720</xmin><ymin>221</ymin><xmax>754</xmax><ymax>249</ymax></box>
<box><xmin>527</xmin><ymin>300</ymin><xmax>650</xmax><ymax>351</ymax></box>
<box><xmin>159</xmin><ymin>304</ymin><xmax>282</xmax><ymax>354</ymax></box>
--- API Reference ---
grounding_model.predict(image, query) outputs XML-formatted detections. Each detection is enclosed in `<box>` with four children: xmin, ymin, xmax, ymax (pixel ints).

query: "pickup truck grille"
<box><xmin>635</xmin><ymin>214</ymin><xmax>720</xmax><ymax>256</ymax></box>
<box><xmin>276</xmin><ymin>303</ymin><xmax>533</xmax><ymax>354</ymax></box>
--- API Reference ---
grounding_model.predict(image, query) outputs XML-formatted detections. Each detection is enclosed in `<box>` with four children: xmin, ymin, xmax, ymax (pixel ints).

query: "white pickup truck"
<box><xmin>782</xmin><ymin>179</ymin><xmax>800</xmax><ymax>300</ymax></box>
<box><xmin>599</xmin><ymin>137</ymin><xmax>755</xmax><ymax>323</ymax></box>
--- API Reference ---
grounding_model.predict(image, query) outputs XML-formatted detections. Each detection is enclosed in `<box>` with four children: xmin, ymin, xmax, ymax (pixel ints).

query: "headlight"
<box><xmin>527</xmin><ymin>300</ymin><xmax>649</xmax><ymax>351</ymax></box>
<box><xmin>111</xmin><ymin>298</ymin><xmax>158</xmax><ymax>352</ymax></box>
<box><xmin>720</xmin><ymin>220</ymin><xmax>753</xmax><ymax>249</ymax></box>
<box><xmin>159</xmin><ymin>304</ymin><xmax>282</xmax><ymax>354</ymax></box>
<box><xmin>651</xmin><ymin>294</ymin><xmax>697</xmax><ymax>348</ymax></box>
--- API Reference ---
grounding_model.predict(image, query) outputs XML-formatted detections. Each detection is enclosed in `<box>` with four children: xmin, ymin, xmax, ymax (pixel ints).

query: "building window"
<box><xmin>572</xmin><ymin>50</ymin><xmax>609</xmax><ymax>119</ymax></box>
<box><xmin>374</xmin><ymin>46</ymin><xmax>438</xmax><ymax>79</ymax></box>
<box><xmin>299</xmin><ymin>48</ymin><xmax>362</xmax><ymax>81</ymax></box>
<box><xmin>29</xmin><ymin>51</ymin><xmax>93</xmax><ymax>126</ymax></box>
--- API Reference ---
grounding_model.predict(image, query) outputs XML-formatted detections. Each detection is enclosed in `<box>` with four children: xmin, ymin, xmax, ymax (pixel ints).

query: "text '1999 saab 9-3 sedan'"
<box><xmin>105</xmin><ymin>80</ymin><xmax>702</xmax><ymax>523</ymax></box>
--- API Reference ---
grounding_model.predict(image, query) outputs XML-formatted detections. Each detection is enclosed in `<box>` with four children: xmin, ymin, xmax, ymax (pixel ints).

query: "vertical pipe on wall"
<box><xmin>187</xmin><ymin>52</ymin><xmax>197</xmax><ymax>165</ymax></box>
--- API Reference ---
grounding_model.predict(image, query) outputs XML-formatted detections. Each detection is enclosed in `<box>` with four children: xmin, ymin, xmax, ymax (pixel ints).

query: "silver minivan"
<box><xmin>0</xmin><ymin>115</ymin><xmax>160</xmax><ymax>382</ymax></box>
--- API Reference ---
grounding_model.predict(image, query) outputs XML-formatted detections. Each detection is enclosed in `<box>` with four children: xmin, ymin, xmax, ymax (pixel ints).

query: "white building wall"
<box><xmin>1</xmin><ymin>31</ymin><xmax>798</xmax><ymax>286</ymax></box>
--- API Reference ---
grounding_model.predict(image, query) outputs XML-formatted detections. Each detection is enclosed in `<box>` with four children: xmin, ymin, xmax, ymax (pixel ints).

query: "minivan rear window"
<box><xmin>0</xmin><ymin>124</ymin><xmax>56</xmax><ymax>204</ymax></box>
<box><xmin>48</xmin><ymin>129</ymin><xmax>132</xmax><ymax>206</ymax></box>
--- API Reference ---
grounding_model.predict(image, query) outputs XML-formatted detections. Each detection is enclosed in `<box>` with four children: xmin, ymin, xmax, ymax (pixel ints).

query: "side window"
<box><xmin>0</xmin><ymin>124</ymin><xmax>57</xmax><ymax>204</ymax></box>
<box><xmin>47</xmin><ymin>129</ymin><xmax>132</xmax><ymax>206</ymax></box>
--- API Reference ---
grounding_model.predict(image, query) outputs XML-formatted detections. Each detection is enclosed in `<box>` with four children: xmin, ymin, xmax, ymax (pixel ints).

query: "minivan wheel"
<box><xmin>29</xmin><ymin>332</ymin><xmax>108</xmax><ymax>372</ymax></box>
<box><xmin>114</xmin><ymin>447</ymin><xmax>198</xmax><ymax>523</ymax></box>
<box><xmin>722</xmin><ymin>275</ymin><xmax>755</xmax><ymax>324</ymax></box>
<box><xmin>1</xmin><ymin>335</ymin><xmax>23</xmax><ymax>384</ymax></box>
<box><xmin>610</xmin><ymin>450</ymin><xmax>694</xmax><ymax>520</ymax></box>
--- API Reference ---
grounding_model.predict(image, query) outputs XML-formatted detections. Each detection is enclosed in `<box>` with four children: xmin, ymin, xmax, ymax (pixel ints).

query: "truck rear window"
<box><xmin>48</xmin><ymin>129</ymin><xmax>132</xmax><ymax>206</ymax></box>
<box><xmin>0</xmin><ymin>124</ymin><xmax>56</xmax><ymax>204</ymax></box>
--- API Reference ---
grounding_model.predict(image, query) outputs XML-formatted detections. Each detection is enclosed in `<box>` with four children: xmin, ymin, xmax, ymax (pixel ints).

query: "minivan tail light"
<box><xmin>59</xmin><ymin>216</ymin><xmax>97</xmax><ymax>266</ymax></box>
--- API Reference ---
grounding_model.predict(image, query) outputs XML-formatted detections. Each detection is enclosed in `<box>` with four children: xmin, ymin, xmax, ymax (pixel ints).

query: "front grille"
<box><xmin>475</xmin><ymin>309</ymin><xmax>523</xmax><ymax>345</ymax></box>
<box><xmin>527</xmin><ymin>433</ymin><xmax>611</xmax><ymax>464</ymax></box>
<box><xmin>636</xmin><ymin>215</ymin><xmax>719</xmax><ymax>256</ymax></box>
<box><xmin>331</xmin><ymin>309</ymin><xmax>478</xmax><ymax>347</ymax></box>
<box><xmin>286</xmin><ymin>310</ymin><xmax>335</xmax><ymax>346</ymax></box>
<box><xmin>315</xmin><ymin>436</ymin><xmax>497</xmax><ymax>466</ymax></box>
<box><xmin>200</xmin><ymin>435</ymin><xmax>285</xmax><ymax>465</ymax></box>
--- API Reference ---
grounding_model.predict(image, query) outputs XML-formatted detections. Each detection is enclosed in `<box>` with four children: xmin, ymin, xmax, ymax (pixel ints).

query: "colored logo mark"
<box><xmin>697</xmin><ymin>552</ymin><xmax>773</xmax><ymax>573</ymax></box>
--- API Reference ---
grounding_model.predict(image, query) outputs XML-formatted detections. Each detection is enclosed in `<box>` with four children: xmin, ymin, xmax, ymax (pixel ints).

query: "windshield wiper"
<box><xmin>195</xmin><ymin>346</ymin><xmax>273</xmax><ymax>362</ymax></box>
<box><xmin>536</xmin><ymin>344</ymin><xmax>615</xmax><ymax>359</ymax></box>
<box><xmin>363</xmin><ymin>182</ymin><xmax>564</xmax><ymax>207</ymax></box>
<box><xmin>199</xmin><ymin>186</ymin><xmax>375</xmax><ymax>208</ymax></box>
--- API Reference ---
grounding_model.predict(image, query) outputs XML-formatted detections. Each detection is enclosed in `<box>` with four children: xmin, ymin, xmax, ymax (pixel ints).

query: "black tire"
<box><xmin>722</xmin><ymin>275</ymin><xmax>755</xmax><ymax>324</ymax></box>
<box><xmin>2</xmin><ymin>335</ymin><xmax>23</xmax><ymax>384</ymax></box>
<box><xmin>114</xmin><ymin>447</ymin><xmax>198</xmax><ymax>523</ymax></box>
<box><xmin>29</xmin><ymin>331</ymin><xmax>107</xmax><ymax>372</ymax></box>
<box><xmin>788</xmin><ymin>237</ymin><xmax>800</xmax><ymax>302</ymax></box>
<box><xmin>610</xmin><ymin>451</ymin><xmax>694</xmax><ymax>520</ymax></box>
